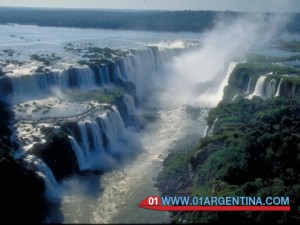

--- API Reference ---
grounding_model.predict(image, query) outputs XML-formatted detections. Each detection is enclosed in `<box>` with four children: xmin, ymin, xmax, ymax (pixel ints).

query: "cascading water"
<box><xmin>55</xmin><ymin>46</ymin><xmax>206</xmax><ymax>224</ymax></box>
<box><xmin>215</xmin><ymin>62</ymin><xmax>238</xmax><ymax>102</ymax></box>
<box><xmin>24</xmin><ymin>155</ymin><xmax>59</xmax><ymax>200</ymax></box>
<box><xmin>66</xmin><ymin>106</ymin><xmax>126</xmax><ymax>171</ymax></box>
<box><xmin>248</xmin><ymin>75</ymin><xmax>268</xmax><ymax>99</ymax></box>
<box><xmin>0</xmin><ymin>47</ymin><xmax>188</xmax><ymax>103</ymax></box>
<box><xmin>2</xmin><ymin>30</ymin><xmax>199</xmax><ymax>223</ymax></box>
<box><xmin>123</xmin><ymin>94</ymin><xmax>136</xmax><ymax>116</ymax></box>
<box><xmin>265</xmin><ymin>78</ymin><xmax>278</xmax><ymax>98</ymax></box>
<box><xmin>203</xmin><ymin>125</ymin><xmax>209</xmax><ymax>137</ymax></box>
<box><xmin>246</xmin><ymin>76</ymin><xmax>253</xmax><ymax>94</ymax></box>
<box><xmin>68</xmin><ymin>136</ymin><xmax>88</xmax><ymax>170</ymax></box>
<box><xmin>1</xmin><ymin>66</ymin><xmax>100</xmax><ymax>101</ymax></box>
<box><xmin>58</xmin><ymin>103</ymin><xmax>207</xmax><ymax>224</ymax></box>
<box><xmin>292</xmin><ymin>84</ymin><xmax>296</xmax><ymax>99</ymax></box>
<box><xmin>275</xmin><ymin>78</ymin><xmax>282</xmax><ymax>97</ymax></box>
<box><xmin>204</xmin><ymin>118</ymin><xmax>218</xmax><ymax>137</ymax></box>
<box><xmin>247</xmin><ymin>75</ymin><xmax>284</xmax><ymax>99</ymax></box>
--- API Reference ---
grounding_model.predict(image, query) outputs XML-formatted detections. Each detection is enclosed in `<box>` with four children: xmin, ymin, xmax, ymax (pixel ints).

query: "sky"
<box><xmin>0</xmin><ymin>0</ymin><xmax>299</xmax><ymax>12</ymax></box>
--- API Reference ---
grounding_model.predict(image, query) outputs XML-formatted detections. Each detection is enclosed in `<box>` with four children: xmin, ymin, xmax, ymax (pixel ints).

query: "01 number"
<box><xmin>148</xmin><ymin>197</ymin><xmax>158</xmax><ymax>205</ymax></box>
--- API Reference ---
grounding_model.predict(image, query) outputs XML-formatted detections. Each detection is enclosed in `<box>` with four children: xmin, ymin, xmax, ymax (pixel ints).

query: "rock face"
<box><xmin>28</xmin><ymin>129</ymin><xmax>78</xmax><ymax>180</ymax></box>
<box><xmin>0</xmin><ymin>100</ymin><xmax>46</xmax><ymax>223</ymax></box>
<box><xmin>1</xmin><ymin>156</ymin><xmax>46</xmax><ymax>223</ymax></box>
<box><xmin>190</xmin><ymin>148</ymin><xmax>208</xmax><ymax>172</ymax></box>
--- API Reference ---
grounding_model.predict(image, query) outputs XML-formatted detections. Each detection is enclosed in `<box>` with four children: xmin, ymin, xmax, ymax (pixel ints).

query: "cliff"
<box><xmin>157</xmin><ymin>62</ymin><xmax>300</xmax><ymax>224</ymax></box>
<box><xmin>0</xmin><ymin>101</ymin><xmax>46</xmax><ymax>223</ymax></box>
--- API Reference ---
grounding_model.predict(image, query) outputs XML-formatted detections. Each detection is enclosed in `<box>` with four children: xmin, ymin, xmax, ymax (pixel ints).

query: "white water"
<box><xmin>69</xmin><ymin>136</ymin><xmax>88</xmax><ymax>170</ymax></box>
<box><xmin>203</xmin><ymin>125</ymin><xmax>209</xmax><ymax>137</ymax></box>
<box><xmin>53</xmin><ymin>52</ymin><xmax>213</xmax><ymax>223</ymax></box>
<box><xmin>0</xmin><ymin>47</ymin><xmax>189</xmax><ymax>104</ymax></box>
<box><xmin>248</xmin><ymin>75</ymin><xmax>268</xmax><ymax>99</ymax></box>
<box><xmin>59</xmin><ymin>102</ymin><xmax>207</xmax><ymax>223</ymax></box>
<box><xmin>265</xmin><ymin>78</ymin><xmax>278</xmax><ymax>98</ymax></box>
<box><xmin>0</xmin><ymin>23</ymin><xmax>198</xmax><ymax>103</ymax></box>
<box><xmin>24</xmin><ymin>155</ymin><xmax>59</xmax><ymax>200</ymax></box>
<box><xmin>123</xmin><ymin>94</ymin><xmax>136</xmax><ymax>116</ymax></box>
<box><xmin>66</xmin><ymin>106</ymin><xmax>126</xmax><ymax>171</ymax></box>
<box><xmin>4</xmin><ymin>22</ymin><xmax>296</xmax><ymax>223</ymax></box>
<box><xmin>232</xmin><ymin>95</ymin><xmax>239</xmax><ymax>101</ymax></box>
<box><xmin>215</xmin><ymin>62</ymin><xmax>238</xmax><ymax>101</ymax></box>
<box><xmin>248</xmin><ymin>75</ymin><xmax>284</xmax><ymax>99</ymax></box>
<box><xmin>275</xmin><ymin>78</ymin><xmax>282</xmax><ymax>97</ymax></box>
<box><xmin>246</xmin><ymin>76</ymin><xmax>253</xmax><ymax>94</ymax></box>
<box><xmin>196</xmin><ymin>62</ymin><xmax>238</xmax><ymax>107</ymax></box>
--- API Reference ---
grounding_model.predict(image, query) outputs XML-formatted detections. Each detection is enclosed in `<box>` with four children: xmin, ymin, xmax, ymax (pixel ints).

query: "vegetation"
<box><xmin>30</xmin><ymin>53</ymin><xmax>62</xmax><ymax>66</ymax></box>
<box><xmin>0</xmin><ymin>8</ymin><xmax>220</xmax><ymax>32</ymax></box>
<box><xmin>0</xmin><ymin>8</ymin><xmax>299</xmax><ymax>33</ymax></box>
<box><xmin>66</xmin><ymin>88</ymin><xmax>124</xmax><ymax>104</ymax></box>
<box><xmin>157</xmin><ymin>61</ymin><xmax>300</xmax><ymax>223</ymax></box>
<box><xmin>156</xmin><ymin>134</ymin><xmax>201</xmax><ymax>196</ymax></box>
<box><xmin>64</xmin><ymin>43</ymin><xmax>128</xmax><ymax>66</ymax></box>
<box><xmin>66</xmin><ymin>87</ymin><xmax>133</xmax><ymax>122</ymax></box>
<box><xmin>223</xmin><ymin>62</ymin><xmax>300</xmax><ymax>102</ymax></box>
<box><xmin>279</xmin><ymin>40</ymin><xmax>300</xmax><ymax>52</ymax></box>
<box><xmin>2</xmin><ymin>49</ymin><xmax>15</xmax><ymax>57</ymax></box>
<box><xmin>158</xmin><ymin>97</ymin><xmax>300</xmax><ymax>224</ymax></box>
<box><xmin>247</xmin><ymin>53</ymin><xmax>300</xmax><ymax>63</ymax></box>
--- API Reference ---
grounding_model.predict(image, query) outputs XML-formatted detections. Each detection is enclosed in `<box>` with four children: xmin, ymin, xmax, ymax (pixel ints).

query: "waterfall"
<box><xmin>24</xmin><ymin>155</ymin><xmax>59</xmax><ymax>200</ymax></box>
<box><xmin>0</xmin><ymin>66</ymin><xmax>99</xmax><ymax>102</ymax></box>
<box><xmin>245</xmin><ymin>76</ymin><xmax>283</xmax><ymax>99</ymax></box>
<box><xmin>208</xmin><ymin>118</ymin><xmax>218</xmax><ymax>137</ymax></box>
<box><xmin>78</xmin><ymin>122</ymin><xmax>91</xmax><ymax>156</ymax></box>
<box><xmin>123</xmin><ymin>94</ymin><xmax>136</xmax><ymax>115</ymax></box>
<box><xmin>215</xmin><ymin>62</ymin><xmax>238</xmax><ymax>102</ymax></box>
<box><xmin>232</xmin><ymin>95</ymin><xmax>239</xmax><ymax>101</ymax></box>
<box><xmin>66</xmin><ymin>106</ymin><xmax>125</xmax><ymax>170</ymax></box>
<box><xmin>98</xmin><ymin>66</ymin><xmax>110</xmax><ymax>84</ymax></box>
<box><xmin>68</xmin><ymin>136</ymin><xmax>87</xmax><ymax>170</ymax></box>
<box><xmin>292</xmin><ymin>84</ymin><xmax>297</xmax><ymax>100</ymax></box>
<box><xmin>246</xmin><ymin>76</ymin><xmax>253</xmax><ymax>94</ymax></box>
<box><xmin>248</xmin><ymin>75</ymin><xmax>268</xmax><ymax>99</ymax></box>
<box><xmin>74</xmin><ymin>67</ymin><xmax>97</xmax><ymax>88</ymax></box>
<box><xmin>275</xmin><ymin>79</ymin><xmax>282</xmax><ymax>97</ymax></box>
<box><xmin>68</xmin><ymin>121</ymin><xmax>105</xmax><ymax>170</ymax></box>
<box><xmin>204</xmin><ymin>118</ymin><xmax>218</xmax><ymax>137</ymax></box>
<box><xmin>122</xmin><ymin>48</ymin><xmax>158</xmax><ymax>98</ymax></box>
<box><xmin>0</xmin><ymin>46</ymin><xmax>188</xmax><ymax>102</ymax></box>
<box><xmin>265</xmin><ymin>78</ymin><xmax>278</xmax><ymax>98</ymax></box>
<box><xmin>99</xmin><ymin>106</ymin><xmax>125</xmax><ymax>142</ymax></box>
<box><xmin>203</xmin><ymin>125</ymin><xmax>209</xmax><ymax>137</ymax></box>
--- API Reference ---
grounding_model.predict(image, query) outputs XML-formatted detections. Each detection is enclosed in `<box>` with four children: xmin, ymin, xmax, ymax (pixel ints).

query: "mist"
<box><xmin>158</xmin><ymin>13</ymin><xmax>289</xmax><ymax>108</ymax></box>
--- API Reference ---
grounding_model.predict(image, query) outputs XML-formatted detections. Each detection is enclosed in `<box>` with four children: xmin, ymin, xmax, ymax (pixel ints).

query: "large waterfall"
<box><xmin>0</xmin><ymin>46</ymin><xmax>187</xmax><ymax>102</ymax></box>
<box><xmin>1</xmin><ymin>32</ymin><xmax>199</xmax><ymax>222</ymax></box>
<box><xmin>123</xmin><ymin>94</ymin><xmax>136</xmax><ymax>116</ymax></box>
<box><xmin>248</xmin><ymin>75</ymin><xmax>268</xmax><ymax>99</ymax></box>
<box><xmin>275</xmin><ymin>79</ymin><xmax>282</xmax><ymax>97</ymax></box>
<box><xmin>24</xmin><ymin>155</ymin><xmax>59</xmax><ymax>200</ymax></box>
<box><xmin>246</xmin><ymin>76</ymin><xmax>253</xmax><ymax>94</ymax></box>
<box><xmin>65</xmin><ymin>106</ymin><xmax>126</xmax><ymax>171</ymax></box>
<box><xmin>247</xmin><ymin>74</ymin><xmax>283</xmax><ymax>99</ymax></box>
<box><xmin>215</xmin><ymin>62</ymin><xmax>238</xmax><ymax>102</ymax></box>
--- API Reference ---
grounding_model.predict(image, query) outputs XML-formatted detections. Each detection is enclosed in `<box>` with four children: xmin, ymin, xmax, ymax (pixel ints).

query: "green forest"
<box><xmin>0</xmin><ymin>7</ymin><xmax>300</xmax><ymax>33</ymax></box>
<box><xmin>157</xmin><ymin>63</ymin><xmax>300</xmax><ymax>224</ymax></box>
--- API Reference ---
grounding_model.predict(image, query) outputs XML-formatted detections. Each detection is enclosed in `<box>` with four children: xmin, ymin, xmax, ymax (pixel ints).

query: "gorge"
<box><xmin>1</xmin><ymin>9</ymin><xmax>300</xmax><ymax>224</ymax></box>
